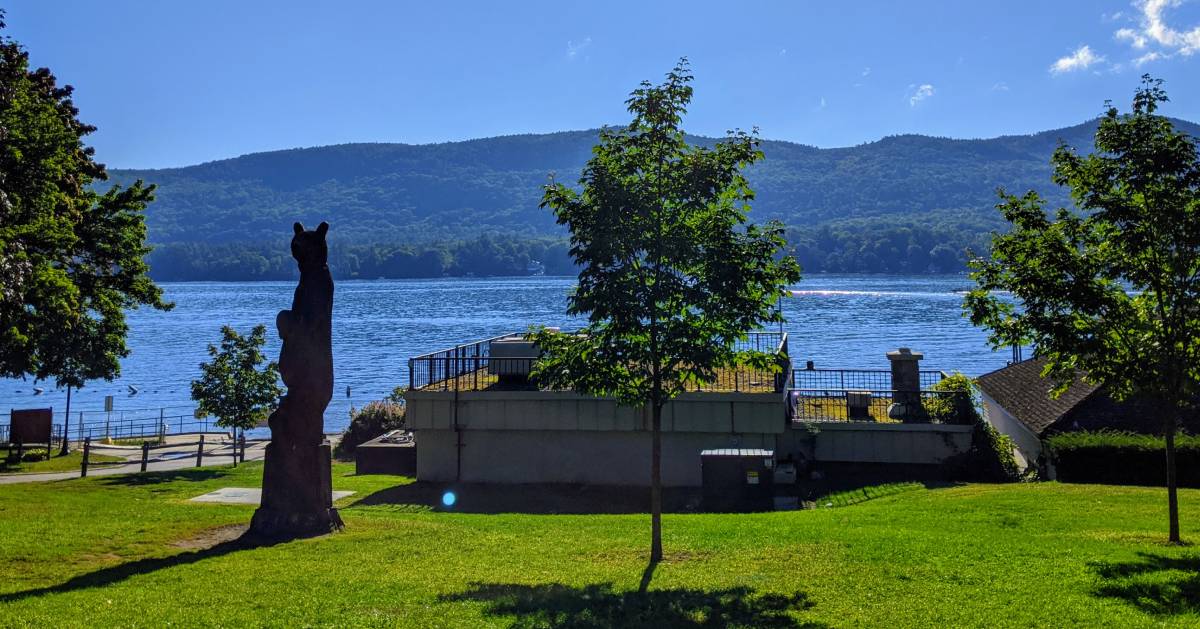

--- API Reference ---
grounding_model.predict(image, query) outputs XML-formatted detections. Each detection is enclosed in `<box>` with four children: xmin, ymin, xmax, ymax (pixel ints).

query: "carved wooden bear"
<box><xmin>250</xmin><ymin>221</ymin><xmax>342</xmax><ymax>538</ymax></box>
<box><xmin>275</xmin><ymin>221</ymin><xmax>334</xmax><ymax>418</ymax></box>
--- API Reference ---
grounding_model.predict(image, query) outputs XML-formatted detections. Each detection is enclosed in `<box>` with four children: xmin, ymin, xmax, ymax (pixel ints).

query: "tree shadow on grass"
<box><xmin>0</xmin><ymin>528</ymin><xmax>288</xmax><ymax>604</ymax></box>
<box><xmin>1091</xmin><ymin>552</ymin><xmax>1200</xmax><ymax>616</ymax></box>
<box><xmin>441</xmin><ymin>581</ymin><xmax>829</xmax><ymax>628</ymax></box>
<box><xmin>93</xmin><ymin>468</ymin><xmax>230</xmax><ymax>486</ymax></box>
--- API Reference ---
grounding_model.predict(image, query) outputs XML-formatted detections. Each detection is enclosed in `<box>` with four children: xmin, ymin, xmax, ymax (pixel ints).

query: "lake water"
<box><xmin>0</xmin><ymin>275</ymin><xmax>1011</xmax><ymax>434</ymax></box>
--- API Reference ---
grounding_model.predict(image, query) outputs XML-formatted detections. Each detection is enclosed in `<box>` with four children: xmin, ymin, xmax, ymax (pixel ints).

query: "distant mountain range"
<box><xmin>109</xmin><ymin>118</ymin><xmax>1200</xmax><ymax>279</ymax></box>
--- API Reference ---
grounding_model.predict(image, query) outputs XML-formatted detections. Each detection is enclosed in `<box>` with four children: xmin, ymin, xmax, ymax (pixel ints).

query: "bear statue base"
<box><xmin>247</xmin><ymin>507</ymin><xmax>343</xmax><ymax>541</ymax></box>
<box><xmin>249</xmin><ymin>441</ymin><xmax>343</xmax><ymax>540</ymax></box>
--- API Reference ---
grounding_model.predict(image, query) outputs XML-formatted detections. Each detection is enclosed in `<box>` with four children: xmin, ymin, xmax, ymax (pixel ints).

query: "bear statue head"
<box><xmin>291</xmin><ymin>221</ymin><xmax>329</xmax><ymax>269</ymax></box>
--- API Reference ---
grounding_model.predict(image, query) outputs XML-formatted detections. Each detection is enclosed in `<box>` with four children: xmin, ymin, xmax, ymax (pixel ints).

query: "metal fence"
<box><xmin>790</xmin><ymin>368</ymin><xmax>945</xmax><ymax>391</ymax></box>
<box><xmin>77</xmin><ymin>415</ymin><xmax>223</xmax><ymax>442</ymax></box>
<box><xmin>788</xmin><ymin>389</ymin><xmax>972</xmax><ymax>423</ymax></box>
<box><xmin>4</xmin><ymin>406</ymin><xmax>228</xmax><ymax>444</ymax></box>
<box><xmin>409</xmin><ymin>331</ymin><xmax>791</xmax><ymax>393</ymax></box>
<box><xmin>0</xmin><ymin>424</ymin><xmax>65</xmax><ymax>448</ymax></box>
<box><xmin>408</xmin><ymin>333</ymin><xmax>514</xmax><ymax>390</ymax></box>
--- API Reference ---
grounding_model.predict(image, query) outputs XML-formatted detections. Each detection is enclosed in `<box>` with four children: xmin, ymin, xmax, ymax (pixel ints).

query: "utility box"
<box><xmin>845</xmin><ymin>391</ymin><xmax>873</xmax><ymax>421</ymax></box>
<box><xmin>355</xmin><ymin>430</ymin><xmax>416</xmax><ymax>475</ymax></box>
<box><xmin>488</xmin><ymin>335</ymin><xmax>540</xmax><ymax>383</ymax></box>
<box><xmin>700</xmin><ymin>448</ymin><xmax>775</xmax><ymax>512</ymax></box>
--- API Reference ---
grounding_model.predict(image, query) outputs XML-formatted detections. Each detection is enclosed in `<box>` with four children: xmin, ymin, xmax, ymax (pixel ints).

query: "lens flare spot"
<box><xmin>442</xmin><ymin>491</ymin><xmax>457</xmax><ymax>507</ymax></box>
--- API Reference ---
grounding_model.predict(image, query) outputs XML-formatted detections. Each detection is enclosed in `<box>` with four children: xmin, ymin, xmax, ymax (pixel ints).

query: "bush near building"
<box><xmin>1047</xmin><ymin>430</ymin><xmax>1200</xmax><ymax>487</ymax></box>
<box><xmin>334</xmin><ymin>387</ymin><xmax>407</xmax><ymax>459</ymax></box>
<box><xmin>932</xmin><ymin>374</ymin><xmax>1020</xmax><ymax>482</ymax></box>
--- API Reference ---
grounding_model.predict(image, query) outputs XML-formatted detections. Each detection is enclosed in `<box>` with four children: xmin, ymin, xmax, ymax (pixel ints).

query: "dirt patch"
<box><xmin>172</xmin><ymin>524</ymin><xmax>250</xmax><ymax>550</ymax></box>
<box><xmin>78</xmin><ymin>552</ymin><xmax>123</xmax><ymax>562</ymax></box>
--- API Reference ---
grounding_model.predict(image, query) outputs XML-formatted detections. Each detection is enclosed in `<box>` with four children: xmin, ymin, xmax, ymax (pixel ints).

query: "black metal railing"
<box><xmin>790</xmin><ymin>368</ymin><xmax>945</xmax><ymax>391</ymax></box>
<box><xmin>408</xmin><ymin>333</ymin><xmax>514</xmax><ymax>390</ymax></box>
<box><xmin>788</xmin><ymin>389</ymin><xmax>972</xmax><ymax>424</ymax></box>
<box><xmin>733</xmin><ymin>331</ymin><xmax>787</xmax><ymax>355</ymax></box>
<box><xmin>409</xmin><ymin>331</ymin><xmax>790</xmax><ymax>393</ymax></box>
<box><xmin>74</xmin><ymin>414</ymin><xmax>221</xmax><ymax>442</ymax></box>
<box><xmin>5</xmin><ymin>406</ymin><xmax>218</xmax><ymax>445</ymax></box>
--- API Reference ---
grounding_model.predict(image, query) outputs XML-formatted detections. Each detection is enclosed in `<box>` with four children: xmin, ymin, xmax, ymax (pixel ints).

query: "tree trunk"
<box><xmin>1166</xmin><ymin>412</ymin><xmax>1181</xmax><ymax>544</ymax></box>
<box><xmin>60</xmin><ymin>385</ymin><xmax>72</xmax><ymax>456</ymax></box>
<box><xmin>650</xmin><ymin>402</ymin><xmax>663</xmax><ymax>562</ymax></box>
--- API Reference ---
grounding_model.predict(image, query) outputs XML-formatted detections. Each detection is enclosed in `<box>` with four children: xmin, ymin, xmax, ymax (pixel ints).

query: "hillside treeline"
<box><xmin>146</xmin><ymin>219</ymin><xmax>995</xmax><ymax>281</ymax></box>
<box><xmin>147</xmin><ymin>235</ymin><xmax>576</xmax><ymax>281</ymax></box>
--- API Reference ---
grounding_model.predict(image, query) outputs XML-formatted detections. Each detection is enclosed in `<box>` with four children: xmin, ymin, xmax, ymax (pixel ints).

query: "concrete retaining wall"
<box><xmin>407</xmin><ymin>390</ymin><xmax>787</xmax><ymax>435</ymax></box>
<box><xmin>804</xmin><ymin>421</ymin><xmax>974</xmax><ymax>465</ymax></box>
<box><xmin>408</xmin><ymin>390</ymin><xmax>977</xmax><ymax>486</ymax></box>
<box><xmin>416</xmin><ymin>428</ymin><xmax>776</xmax><ymax>486</ymax></box>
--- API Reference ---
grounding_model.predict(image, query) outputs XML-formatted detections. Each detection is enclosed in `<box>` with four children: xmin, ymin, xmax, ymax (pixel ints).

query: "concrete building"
<box><xmin>405</xmin><ymin>333</ymin><xmax>975</xmax><ymax>486</ymax></box>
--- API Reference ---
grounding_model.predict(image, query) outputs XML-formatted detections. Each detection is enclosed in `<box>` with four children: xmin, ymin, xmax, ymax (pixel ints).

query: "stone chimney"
<box><xmin>887</xmin><ymin>348</ymin><xmax>924</xmax><ymax>421</ymax></box>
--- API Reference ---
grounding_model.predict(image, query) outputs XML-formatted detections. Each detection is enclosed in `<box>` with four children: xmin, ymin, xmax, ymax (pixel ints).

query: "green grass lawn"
<box><xmin>0</xmin><ymin>450</ymin><xmax>123</xmax><ymax>474</ymax></box>
<box><xmin>2</xmin><ymin>464</ymin><xmax>1199</xmax><ymax>627</ymax></box>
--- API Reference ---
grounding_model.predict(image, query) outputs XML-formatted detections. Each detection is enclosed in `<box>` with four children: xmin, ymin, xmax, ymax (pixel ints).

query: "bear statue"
<box><xmin>249</xmin><ymin>221</ymin><xmax>343</xmax><ymax>537</ymax></box>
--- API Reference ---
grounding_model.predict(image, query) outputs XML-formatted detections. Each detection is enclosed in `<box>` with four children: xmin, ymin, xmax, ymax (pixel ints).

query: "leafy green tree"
<box><xmin>0</xmin><ymin>12</ymin><xmax>171</xmax><ymax>452</ymax></box>
<box><xmin>530</xmin><ymin>60</ymin><xmax>801</xmax><ymax>562</ymax></box>
<box><xmin>965</xmin><ymin>76</ymin><xmax>1200</xmax><ymax>543</ymax></box>
<box><xmin>191</xmin><ymin>325</ymin><xmax>282</xmax><ymax>451</ymax></box>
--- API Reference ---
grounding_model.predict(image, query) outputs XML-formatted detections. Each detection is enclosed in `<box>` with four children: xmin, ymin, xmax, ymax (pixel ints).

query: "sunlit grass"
<box><xmin>1</xmin><ymin>464</ymin><xmax>1199</xmax><ymax>627</ymax></box>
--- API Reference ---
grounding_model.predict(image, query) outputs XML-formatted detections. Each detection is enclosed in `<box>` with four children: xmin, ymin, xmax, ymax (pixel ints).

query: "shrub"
<box><xmin>1045</xmin><ymin>430</ymin><xmax>1200</xmax><ymax>487</ymax></box>
<box><xmin>951</xmin><ymin>421</ymin><xmax>1021</xmax><ymax>482</ymax></box>
<box><xmin>334</xmin><ymin>387</ymin><xmax>407</xmax><ymax>459</ymax></box>
<box><xmin>20</xmin><ymin>450</ymin><xmax>49</xmax><ymax>463</ymax></box>
<box><xmin>934</xmin><ymin>373</ymin><xmax>1020</xmax><ymax>482</ymax></box>
<box><xmin>925</xmin><ymin>373</ymin><xmax>981</xmax><ymax>425</ymax></box>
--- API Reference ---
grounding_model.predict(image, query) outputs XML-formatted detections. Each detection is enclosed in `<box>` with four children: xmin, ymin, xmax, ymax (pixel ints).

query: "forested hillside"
<box><xmin>112</xmin><ymin>118</ymin><xmax>1199</xmax><ymax>280</ymax></box>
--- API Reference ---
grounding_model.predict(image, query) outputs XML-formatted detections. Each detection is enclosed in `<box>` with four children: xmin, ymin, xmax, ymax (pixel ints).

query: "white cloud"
<box><xmin>818</xmin><ymin>96</ymin><xmax>827</xmax><ymax>110</ymax></box>
<box><xmin>992</xmin><ymin>81</ymin><xmax>1010</xmax><ymax>92</ymax></box>
<box><xmin>779</xmin><ymin>48</ymin><xmax>787</xmax><ymax>56</ymax></box>
<box><xmin>566</xmin><ymin>37</ymin><xmax>592</xmax><ymax>60</ymax></box>
<box><xmin>1114</xmin><ymin>0</ymin><xmax>1200</xmax><ymax>61</ymax></box>
<box><xmin>1116</xmin><ymin>27</ymin><xmax>1149</xmax><ymax>49</ymax></box>
<box><xmin>1049</xmin><ymin>45</ymin><xmax>1105</xmax><ymax>74</ymax></box>
<box><xmin>1136</xmin><ymin>50</ymin><xmax>1166</xmax><ymax>65</ymax></box>
<box><xmin>861</xmin><ymin>66</ymin><xmax>871</xmax><ymax>77</ymax></box>
<box><xmin>908</xmin><ymin>84</ymin><xmax>934</xmax><ymax>107</ymax></box>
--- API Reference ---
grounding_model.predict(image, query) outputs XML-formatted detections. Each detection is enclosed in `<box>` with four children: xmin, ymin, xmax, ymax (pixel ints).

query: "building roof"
<box><xmin>976</xmin><ymin>357</ymin><xmax>1101</xmax><ymax>437</ymax></box>
<box><xmin>976</xmin><ymin>356</ymin><xmax>1198</xmax><ymax>437</ymax></box>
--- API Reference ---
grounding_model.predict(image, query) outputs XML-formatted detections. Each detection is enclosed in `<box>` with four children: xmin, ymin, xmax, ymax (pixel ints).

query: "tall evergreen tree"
<box><xmin>531</xmin><ymin>60</ymin><xmax>801</xmax><ymax>562</ymax></box>
<box><xmin>0</xmin><ymin>11</ymin><xmax>171</xmax><ymax>451</ymax></box>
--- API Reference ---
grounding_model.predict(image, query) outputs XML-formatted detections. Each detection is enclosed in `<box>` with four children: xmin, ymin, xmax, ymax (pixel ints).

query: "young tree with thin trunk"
<box><xmin>191</xmin><ymin>325</ymin><xmax>282</xmax><ymax>453</ymax></box>
<box><xmin>531</xmin><ymin>59</ymin><xmax>801</xmax><ymax>562</ymax></box>
<box><xmin>965</xmin><ymin>76</ymin><xmax>1200</xmax><ymax>544</ymax></box>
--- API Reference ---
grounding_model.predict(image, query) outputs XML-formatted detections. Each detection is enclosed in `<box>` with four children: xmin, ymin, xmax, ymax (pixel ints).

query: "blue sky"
<box><xmin>6</xmin><ymin>0</ymin><xmax>1200</xmax><ymax>168</ymax></box>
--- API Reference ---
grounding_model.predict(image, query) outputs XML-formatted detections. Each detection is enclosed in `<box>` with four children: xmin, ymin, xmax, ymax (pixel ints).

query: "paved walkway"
<box><xmin>0</xmin><ymin>434</ymin><xmax>268</xmax><ymax>485</ymax></box>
